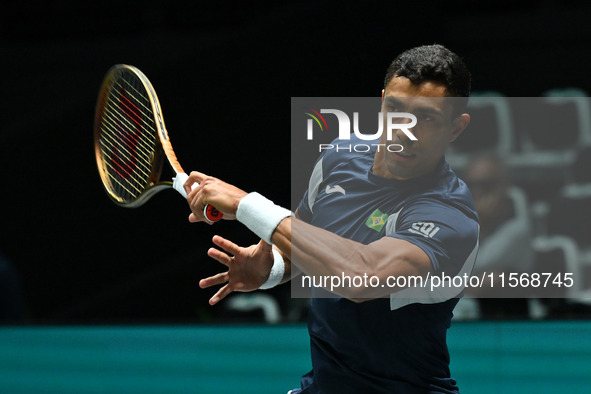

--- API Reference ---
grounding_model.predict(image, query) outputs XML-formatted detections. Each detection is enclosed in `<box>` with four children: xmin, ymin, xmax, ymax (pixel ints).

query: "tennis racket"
<box><xmin>94</xmin><ymin>64</ymin><xmax>222</xmax><ymax>222</ymax></box>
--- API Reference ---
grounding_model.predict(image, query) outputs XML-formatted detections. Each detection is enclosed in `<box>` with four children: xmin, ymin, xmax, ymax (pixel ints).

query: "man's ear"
<box><xmin>381</xmin><ymin>89</ymin><xmax>385</xmax><ymax>101</ymax></box>
<box><xmin>450</xmin><ymin>113</ymin><xmax>470</xmax><ymax>142</ymax></box>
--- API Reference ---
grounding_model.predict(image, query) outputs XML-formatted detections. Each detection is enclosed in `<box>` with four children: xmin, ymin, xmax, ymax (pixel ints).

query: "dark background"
<box><xmin>2</xmin><ymin>0</ymin><xmax>591</xmax><ymax>323</ymax></box>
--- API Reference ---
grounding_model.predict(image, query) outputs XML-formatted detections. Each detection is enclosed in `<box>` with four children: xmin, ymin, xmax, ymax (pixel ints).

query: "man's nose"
<box><xmin>389</xmin><ymin>113</ymin><xmax>418</xmax><ymax>142</ymax></box>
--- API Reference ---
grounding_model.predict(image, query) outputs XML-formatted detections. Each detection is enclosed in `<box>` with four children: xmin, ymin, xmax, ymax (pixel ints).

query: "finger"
<box><xmin>185</xmin><ymin>172</ymin><xmax>211</xmax><ymax>198</ymax></box>
<box><xmin>212</xmin><ymin>235</ymin><xmax>243</xmax><ymax>256</ymax></box>
<box><xmin>207</xmin><ymin>247</ymin><xmax>232</xmax><ymax>267</ymax></box>
<box><xmin>184</xmin><ymin>182</ymin><xmax>198</xmax><ymax>196</ymax></box>
<box><xmin>188</xmin><ymin>213</ymin><xmax>200</xmax><ymax>223</ymax></box>
<box><xmin>186</xmin><ymin>180</ymin><xmax>202</xmax><ymax>200</ymax></box>
<box><xmin>185</xmin><ymin>171</ymin><xmax>209</xmax><ymax>188</ymax></box>
<box><xmin>199</xmin><ymin>272</ymin><xmax>228</xmax><ymax>289</ymax></box>
<box><xmin>209</xmin><ymin>283</ymin><xmax>235</xmax><ymax>306</ymax></box>
<box><xmin>188</xmin><ymin>212</ymin><xmax>212</xmax><ymax>225</ymax></box>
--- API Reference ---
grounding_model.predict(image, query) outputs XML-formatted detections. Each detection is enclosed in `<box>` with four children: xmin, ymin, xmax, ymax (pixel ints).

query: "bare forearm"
<box><xmin>274</xmin><ymin>218</ymin><xmax>376</xmax><ymax>299</ymax></box>
<box><xmin>271</xmin><ymin>217</ymin><xmax>431</xmax><ymax>299</ymax></box>
<box><xmin>273</xmin><ymin>218</ymin><xmax>363</xmax><ymax>274</ymax></box>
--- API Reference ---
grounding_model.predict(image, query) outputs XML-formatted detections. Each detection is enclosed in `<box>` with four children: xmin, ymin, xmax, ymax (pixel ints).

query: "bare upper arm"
<box><xmin>287</xmin><ymin>209</ymin><xmax>433</xmax><ymax>300</ymax></box>
<box><xmin>366</xmin><ymin>236</ymin><xmax>433</xmax><ymax>279</ymax></box>
<box><xmin>346</xmin><ymin>236</ymin><xmax>433</xmax><ymax>302</ymax></box>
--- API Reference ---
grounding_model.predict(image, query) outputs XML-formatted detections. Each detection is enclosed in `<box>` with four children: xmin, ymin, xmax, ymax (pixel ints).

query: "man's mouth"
<box><xmin>396</xmin><ymin>150</ymin><xmax>415</xmax><ymax>157</ymax></box>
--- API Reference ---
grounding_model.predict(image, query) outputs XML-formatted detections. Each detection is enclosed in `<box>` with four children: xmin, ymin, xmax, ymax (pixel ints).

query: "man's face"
<box><xmin>374</xmin><ymin>76</ymin><xmax>469</xmax><ymax>180</ymax></box>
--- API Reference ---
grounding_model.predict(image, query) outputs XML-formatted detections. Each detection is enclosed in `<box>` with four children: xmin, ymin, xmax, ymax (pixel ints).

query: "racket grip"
<box><xmin>172</xmin><ymin>173</ymin><xmax>223</xmax><ymax>222</ymax></box>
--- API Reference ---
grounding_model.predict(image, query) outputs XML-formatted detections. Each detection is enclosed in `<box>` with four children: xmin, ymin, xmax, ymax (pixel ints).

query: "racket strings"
<box><xmin>98</xmin><ymin>72</ymin><xmax>158</xmax><ymax>201</ymax></box>
<box><xmin>102</xmin><ymin>98</ymin><xmax>154</xmax><ymax>173</ymax></box>
<box><xmin>100</xmin><ymin>96</ymin><xmax>152</xmax><ymax>194</ymax></box>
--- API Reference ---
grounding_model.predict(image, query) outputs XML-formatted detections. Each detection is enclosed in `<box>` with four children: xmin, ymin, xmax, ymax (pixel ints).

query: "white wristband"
<box><xmin>259</xmin><ymin>249</ymin><xmax>285</xmax><ymax>289</ymax></box>
<box><xmin>236</xmin><ymin>192</ymin><xmax>292</xmax><ymax>244</ymax></box>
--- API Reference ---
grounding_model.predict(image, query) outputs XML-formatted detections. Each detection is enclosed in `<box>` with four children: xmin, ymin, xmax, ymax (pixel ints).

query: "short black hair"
<box><xmin>384</xmin><ymin>44</ymin><xmax>471</xmax><ymax>114</ymax></box>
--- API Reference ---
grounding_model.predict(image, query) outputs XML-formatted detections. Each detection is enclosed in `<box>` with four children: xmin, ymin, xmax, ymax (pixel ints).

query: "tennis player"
<box><xmin>185</xmin><ymin>44</ymin><xmax>479</xmax><ymax>393</ymax></box>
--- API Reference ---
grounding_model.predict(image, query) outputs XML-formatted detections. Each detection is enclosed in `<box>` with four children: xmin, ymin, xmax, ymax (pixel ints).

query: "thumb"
<box><xmin>258</xmin><ymin>239</ymin><xmax>273</xmax><ymax>253</ymax></box>
<box><xmin>188</xmin><ymin>212</ymin><xmax>212</xmax><ymax>225</ymax></box>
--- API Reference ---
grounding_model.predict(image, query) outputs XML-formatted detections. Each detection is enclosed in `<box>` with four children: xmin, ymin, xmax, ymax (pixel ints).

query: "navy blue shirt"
<box><xmin>295</xmin><ymin>135</ymin><xmax>479</xmax><ymax>393</ymax></box>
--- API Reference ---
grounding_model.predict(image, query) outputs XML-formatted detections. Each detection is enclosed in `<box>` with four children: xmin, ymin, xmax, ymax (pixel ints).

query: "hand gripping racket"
<box><xmin>94</xmin><ymin>64</ymin><xmax>222</xmax><ymax>222</ymax></box>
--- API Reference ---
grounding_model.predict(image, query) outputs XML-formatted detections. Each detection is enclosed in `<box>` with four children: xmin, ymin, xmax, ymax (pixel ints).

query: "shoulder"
<box><xmin>319</xmin><ymin>134</ymin><xmax>373</xmax><ymax>172</ymax></box>
<box><xmin>391</xmin><ymin>164</ymin><xmax>479</xmax><ymax>245</ymax></box>
<box><xmin>421</xmin><ymin>162</ymin><xmax>478</xmax><ymax>222</ymax></box>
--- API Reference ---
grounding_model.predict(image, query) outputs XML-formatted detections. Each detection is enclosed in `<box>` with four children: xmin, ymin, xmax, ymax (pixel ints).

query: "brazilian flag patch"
<box><xmin>365</xmin><ymin>209</ymin><xmax>389</xmax><ymax>232</ymax></box>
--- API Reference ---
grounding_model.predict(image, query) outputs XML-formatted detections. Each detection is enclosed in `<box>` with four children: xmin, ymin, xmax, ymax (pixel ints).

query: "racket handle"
<box><xmin>172</xmin><ymin>173</ymin><xmax>223</xmax><ymax>222</ymax></box>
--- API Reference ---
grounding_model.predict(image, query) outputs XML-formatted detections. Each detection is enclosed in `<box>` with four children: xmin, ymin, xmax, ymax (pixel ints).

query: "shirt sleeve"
<box><xmin>387</xmin><ymin>198</ymin><xmax>479</xmax><ymax>276</ymax></box>
<box><xmin>296</xmin><ymin>151</ymin><xmax>329</xmax><ymax>223</ymax></box>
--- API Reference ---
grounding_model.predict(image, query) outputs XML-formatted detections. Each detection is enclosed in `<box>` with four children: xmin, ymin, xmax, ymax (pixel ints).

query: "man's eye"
<box><xmin>418</xmin><ymin>113</ymin><xmax>438</xmax><ymax>122</ymax></box>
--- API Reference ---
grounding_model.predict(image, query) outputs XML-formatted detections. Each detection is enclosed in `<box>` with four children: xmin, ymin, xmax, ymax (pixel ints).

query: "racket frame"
<box><xmin>94</xmin><ymin>64</ymin><xmax>222</xmax><ymax>222</ymax></box>
<box><xmin>94</xmin><ymin>64</ymin><xmax>185</xmax><ymax>208</ymax></box>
